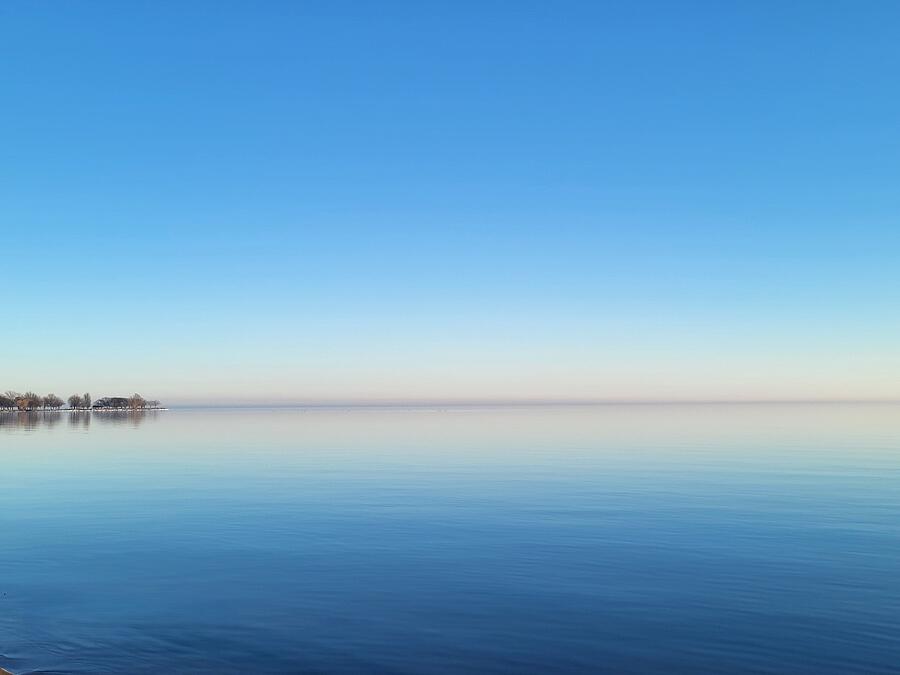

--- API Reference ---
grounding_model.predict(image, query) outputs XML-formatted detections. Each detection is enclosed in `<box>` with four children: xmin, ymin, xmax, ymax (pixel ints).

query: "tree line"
<box><xmin>0</xmin><ymin>391</ymin><xmax>161</xmax><ymax>412</ymax></box>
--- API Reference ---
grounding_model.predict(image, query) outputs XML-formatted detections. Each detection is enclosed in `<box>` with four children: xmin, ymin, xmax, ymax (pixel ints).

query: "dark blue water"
<box><xmin>1</xmin><ymin>405</ymin><xmax>898</xmax><ymax>674</ymax></box>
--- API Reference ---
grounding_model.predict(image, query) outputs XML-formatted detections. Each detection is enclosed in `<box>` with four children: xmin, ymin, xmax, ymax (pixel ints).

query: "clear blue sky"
<box><xmin>2</xmin><ymin>1</ymin><xmax>898</xmax><ymax>403</ymax></box>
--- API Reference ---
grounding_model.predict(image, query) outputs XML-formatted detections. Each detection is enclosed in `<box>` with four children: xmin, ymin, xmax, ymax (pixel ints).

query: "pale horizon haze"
<box><xmin>3</xmin><ymin>2</ymin><xmax>899</xmax><ymax>405</ymax></box>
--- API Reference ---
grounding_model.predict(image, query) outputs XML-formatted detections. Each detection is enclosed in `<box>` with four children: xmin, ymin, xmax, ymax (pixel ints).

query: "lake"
<box><xmin>1</xmin><ymin>404</ymin><xmax>898</xmax><ymax>674</ymax></box>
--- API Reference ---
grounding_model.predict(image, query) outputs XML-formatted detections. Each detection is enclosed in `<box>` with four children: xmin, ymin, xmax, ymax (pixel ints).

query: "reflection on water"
<box><xmin>0</xmin><ymin>411</ymin><xmax>63</xmax><ymax>430</ymax></box>
<box><xmin>0</xmin><ymin>410</ymin><xmax>158</xmax><ymax>431</ymax></box>
<box><xmin>68</xmin><ymin>411</ymin><xmax>91</xmax><ymax>431</ymax></box>
<box><xmin>0</xmin><ymin>404</ymin><xmax>899</xmax><ymax>674</ymax></box>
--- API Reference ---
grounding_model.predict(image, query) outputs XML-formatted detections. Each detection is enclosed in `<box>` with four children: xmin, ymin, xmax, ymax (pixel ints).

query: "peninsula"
<box><xmin>0</xmin><ymin>391</ymin><xmax>163</xmax><ymax>412</ymax></box>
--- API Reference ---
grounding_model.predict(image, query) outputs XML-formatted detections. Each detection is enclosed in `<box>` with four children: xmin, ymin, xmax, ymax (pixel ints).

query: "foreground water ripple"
<box><xmin>0</xmin><ymin>404</ymin><xmax>898</xmax><ymax>674</ymax></box>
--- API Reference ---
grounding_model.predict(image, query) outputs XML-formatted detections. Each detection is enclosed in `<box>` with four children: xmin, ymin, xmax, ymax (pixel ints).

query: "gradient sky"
<box><xmin>2</xmin><ymin>1</ymin><xmax>898</xmax><ymax>403</ymax></box>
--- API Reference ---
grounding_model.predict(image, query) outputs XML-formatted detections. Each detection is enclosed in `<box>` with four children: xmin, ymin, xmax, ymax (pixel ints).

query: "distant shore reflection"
<box><xmin>0</xmin><ymin>410</ymin><xmax>159</xmax><ymax>430</ymax></box>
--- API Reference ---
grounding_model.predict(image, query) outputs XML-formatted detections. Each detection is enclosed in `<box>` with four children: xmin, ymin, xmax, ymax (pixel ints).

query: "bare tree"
<box><xmin>44</xmin><ymin>394</ymin><xmax>64</xmax><ymax>410</ymax></box>
<box><xmin>17</xmin><ymin>392</ymin><xmax>41</xmax><ymax>411</ymax></box>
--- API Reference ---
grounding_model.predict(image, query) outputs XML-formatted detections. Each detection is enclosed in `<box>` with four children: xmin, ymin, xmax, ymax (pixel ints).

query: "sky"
<box><xmin>2</xmin><ymin>1</ymin><xmax>899</xmax><ymax>404</ymax></box>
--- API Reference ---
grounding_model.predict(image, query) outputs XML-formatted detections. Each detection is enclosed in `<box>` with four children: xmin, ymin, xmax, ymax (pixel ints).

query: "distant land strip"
<box><xmin>0</xmin><ymin>391</ymin><xmax>162</xmax><ymax>412</ymax></box>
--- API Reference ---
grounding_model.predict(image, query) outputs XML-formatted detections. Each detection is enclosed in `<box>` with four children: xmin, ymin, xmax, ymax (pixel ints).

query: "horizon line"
<box><xmin>162</xmin><ymin>398</ymin><xmax>900</xmax><ymax>408</ymax></box>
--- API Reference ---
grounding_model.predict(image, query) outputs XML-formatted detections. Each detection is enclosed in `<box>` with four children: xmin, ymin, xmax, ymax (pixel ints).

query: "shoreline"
<box><xmin>0</xmin><ymin>408</ymin><xmax>168</xmax><ymax>413</ymax></box>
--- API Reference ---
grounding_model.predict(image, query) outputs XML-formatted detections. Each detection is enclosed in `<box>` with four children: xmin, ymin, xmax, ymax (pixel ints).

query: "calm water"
<box><xmin>0</xmin><ymin>404</ymin><xmax>898</xmax><ymax>674</ymax></box>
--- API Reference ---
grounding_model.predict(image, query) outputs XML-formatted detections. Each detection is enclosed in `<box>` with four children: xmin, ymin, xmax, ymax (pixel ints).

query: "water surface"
<box><xmin>1</xmin><ymin>404</ymin><xmax>898</xmax><ymax>673</ymax></box>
